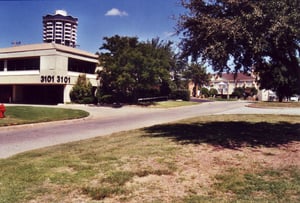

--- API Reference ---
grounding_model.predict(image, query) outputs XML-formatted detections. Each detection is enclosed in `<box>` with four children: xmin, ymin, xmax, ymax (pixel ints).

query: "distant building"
<box><xmin>0</xmin><ymin>43</ymin><xmax>99</xmax><ymax>104</ymax></box>
<box><xmin>188</xmin><ymin>72</ymin><xmax>258</xmax><ymax>99</ymax></box>
<box><xmin>210</xmin><ymin>73</ymin><xmax>257</xmax><ymax>97</ymax></box>
<box><xmin>43</xmin><ymin>10</ymin><xmax>78</xmax><ymax>47</ymax></box>
<box><xmin>257</xmin><ymin>89</ymin><xmax>277</xmax><ymax>101</ymax></box>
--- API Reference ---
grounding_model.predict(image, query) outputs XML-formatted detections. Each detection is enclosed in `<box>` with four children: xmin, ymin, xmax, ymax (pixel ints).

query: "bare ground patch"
<box><xmin>115</xmin><ymin>142</ymin><xmax>300</xmax><ymax>202</ymax></box>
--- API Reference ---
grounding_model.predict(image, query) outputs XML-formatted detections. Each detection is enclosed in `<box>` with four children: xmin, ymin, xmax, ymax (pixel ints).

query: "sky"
<box><xmin>0</xmin><ymin>0</ymin><xmax>185</xmax><ymax>54</ymax></box>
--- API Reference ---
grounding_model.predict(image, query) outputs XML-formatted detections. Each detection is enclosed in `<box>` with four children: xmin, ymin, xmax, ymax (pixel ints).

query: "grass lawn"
<box><xmin>0</xmin><ymin>114</ymin><xmax>299</xmax><ymax>202</ymax></box>
<box><xmin>249</xmin><ymin>101</ymin><xmax>300</xmax><ymax>108</ymax></box>
<box><xmin>0</xmin><ymin>106</ymin><xmax>89</xmax><ymax>127</ymax></box>
<box><xmin>148</xmin><ymin>100</ymin><xmax>199</xmax><ymax>108</ymax></box>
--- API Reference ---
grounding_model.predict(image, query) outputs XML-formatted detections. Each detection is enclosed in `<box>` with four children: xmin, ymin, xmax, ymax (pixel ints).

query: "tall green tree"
<box><xmin>98</xmin><ymin>35</ymin><xmax>175</xmax><ymax>103</ymax></box>
<box><xmin>183</xmin><ymin>63</ymin><xmax>210</xmax><ymax>97</ymax></box>
<box><xmin>177</xmin><ymin>0</ymin><xmax>300</xmax><ymax>101</ymax></box>
<box><xmin>170</xmin><ymin>53</ymin><xmax>189</xmax><ymax>90</ymax></box>
<box><xmin>257</xmin><ymin>62</ymin><xmax>297</xmax><ymax>101</ymax></box>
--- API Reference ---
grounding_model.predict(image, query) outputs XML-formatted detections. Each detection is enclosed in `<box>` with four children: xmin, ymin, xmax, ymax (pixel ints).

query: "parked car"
<box><xmin>290</xmin><ymin>95</ymin><xmax>299</xmax><ymax>102</ymax></box>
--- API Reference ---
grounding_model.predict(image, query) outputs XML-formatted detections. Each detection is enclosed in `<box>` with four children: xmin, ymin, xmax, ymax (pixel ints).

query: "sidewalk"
<box><xmin>218</xmin><ymin>105</ymin><xmax>300</xmax><ymax>115</ymax></box>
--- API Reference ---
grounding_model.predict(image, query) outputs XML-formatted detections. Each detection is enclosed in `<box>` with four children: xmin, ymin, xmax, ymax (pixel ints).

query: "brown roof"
<box><xmin>0</xmin><ymin>43</ymin><xmax>98</xmax><ymax>59</ymax></box>
<box><xmin>216</xmin><ymin>73</ymin><xmax>255</xmax><ymax>81</ymax></box>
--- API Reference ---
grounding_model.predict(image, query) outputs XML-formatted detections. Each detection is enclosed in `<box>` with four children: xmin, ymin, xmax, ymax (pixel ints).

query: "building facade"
<box><xmin>43</xmin><ymin>10</ymin><xmax>78</xmax><ymax>47</ymax></box>
<box><xmin>0</xmin><ymin>43</ymin><xmax>99</xmax><ymax>104</ymax></box>
<box><xmin>210</xmin><ymin>73</ymin><xmax>257</xmax><ymax>97</ymax></box>
<box><xmin>188</xmin><ymin>72</ymin><xmax>258</xmax><ymax>98</ymax></box>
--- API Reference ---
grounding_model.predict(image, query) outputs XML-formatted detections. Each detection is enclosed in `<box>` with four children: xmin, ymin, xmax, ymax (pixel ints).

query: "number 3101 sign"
<box><xmin>41</xmin><ymin>75</ymin><xmax>71</xmax><ymax>84</ymax></box>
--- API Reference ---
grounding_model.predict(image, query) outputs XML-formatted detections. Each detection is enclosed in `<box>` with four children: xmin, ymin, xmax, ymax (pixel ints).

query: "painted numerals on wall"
<box><xmin>40</xmin><ymin>75</ymin><xmax>71</xmax><ymax>84</ymax></box>
<box><xmin>40</xmin><ymin>75</ymin><xmax>55</xmax><ymax>83</ymax></box>
<box><xmin>56</xmin><ymin>76</ymin><xmax>71</xmax><ymax>83</ymax></box>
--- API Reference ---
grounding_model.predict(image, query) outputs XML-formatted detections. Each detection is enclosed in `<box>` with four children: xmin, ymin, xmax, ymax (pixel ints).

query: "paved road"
<box><xmin>1</xmin><ymin>101</ymin><xmax>299</xmax><ymax>158</ymax></box>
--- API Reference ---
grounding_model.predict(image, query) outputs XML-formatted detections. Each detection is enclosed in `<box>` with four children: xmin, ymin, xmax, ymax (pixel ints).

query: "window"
<box><xmin>68</xmin><ymin>58</ymin><xmax>96</xmax><ymax>74</ymax></box>
<box><xmin>7</xmin><ymin>57</ymin><xmax>40</xmax><ymax>71</ymax></box>
<box><xmin>0</xmin><ymin>60</ymin><xmax>4</xmax><ymax>71</ymax></box>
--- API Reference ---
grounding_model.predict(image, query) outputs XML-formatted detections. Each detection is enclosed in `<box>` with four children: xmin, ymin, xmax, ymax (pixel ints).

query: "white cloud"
<box><xmin>105</xmin><ymin>8</ymin><xmax>128</xmax><ymax>17</ymax></box>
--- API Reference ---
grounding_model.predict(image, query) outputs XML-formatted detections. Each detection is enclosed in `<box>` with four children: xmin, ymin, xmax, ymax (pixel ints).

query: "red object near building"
<box><xmin>0</xmin><ymin>104</ymin><xmax>6</xmax><ymax>118</ymax></box>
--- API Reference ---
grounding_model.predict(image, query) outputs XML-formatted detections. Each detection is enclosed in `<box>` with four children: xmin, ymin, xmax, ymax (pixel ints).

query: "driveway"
<box><xmin>1</xmin><ymin>101</ymin><xmax>299</xmax><ymax>158</ymax></box>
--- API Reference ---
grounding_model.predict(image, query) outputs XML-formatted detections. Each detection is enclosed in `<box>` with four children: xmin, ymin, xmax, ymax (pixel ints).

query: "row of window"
<box><xmin>0</xmin><ymin>58</ymin><xmax>96</xmax><ymax>74</ymax></box>
<box><xmin>0</xmin><ymin>58</ymin><xmax>40</xmax><ymax>71</ymax></box>
<box><xmin>44</xmin><ymin>27</ymin><xmax>76</xmax><ymax>31</ymax></box>
<box><xmin>68</xmin><ymin>58</ymin><xmax>96</xmax><ymax>74</ymax></box>
<box><xmin>43</xmin><ymin>39</ymin><xmax>76</xmax><ymax>45</ymax></box>
<box><xmin>44</xmin><ymin>31</ymin><xmax>76</xmax><ymax>35</ymax></box>
<box><xmin>45</xmin><ymin>21</ymin><xmax>77</xmax><ymax>26</ymax></box>
<box><xmin>44</xmin><ymin>30</ymin><xmax>76</xmax><ymax>34</ymax></box>
<box><xmin>44</xmin><ymin>24</ymin><xmax>77</xmax><ymax>29</ymax></box>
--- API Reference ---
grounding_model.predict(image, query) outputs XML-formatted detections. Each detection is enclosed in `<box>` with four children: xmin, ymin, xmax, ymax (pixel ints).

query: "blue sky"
<box><xmin>0</xmin><ymin>0</ymin><xmax>185</xmax><ymax>53</ymax></box>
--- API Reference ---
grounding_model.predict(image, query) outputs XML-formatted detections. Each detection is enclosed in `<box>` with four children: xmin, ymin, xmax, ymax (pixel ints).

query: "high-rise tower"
<box><xmin>43</xmin><ymin>10</ymin><xmax>78</xmax><ymax>47</ymax></box>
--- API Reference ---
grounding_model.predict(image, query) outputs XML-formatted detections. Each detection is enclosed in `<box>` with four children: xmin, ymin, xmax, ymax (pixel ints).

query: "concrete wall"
<box><xmin>40</xmin><ymin>55</ymin><xmax>68</xmax><ymax>75</ymax></box>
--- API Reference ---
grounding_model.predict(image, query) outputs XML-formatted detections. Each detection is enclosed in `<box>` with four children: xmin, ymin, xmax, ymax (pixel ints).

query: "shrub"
<box><xmin>232</xmin><ymin>87</ymin><xmax>258</xmax><ymax>99</ymax></box>
<box><xmin>209</xmin><ymin>88</ymin><xmax>218</xmax><ymax>97</ymax></box>
<box><xmin>201</xmin><ymin>87</ymin><xmax>209</xmax><ymax>98</ymax></box>
<box><xmin>70</xmin><ymin>74</ymin><xmax>95</xmax><ymax>104</ymax></box>
<box><xmin>100</xmin><ymin>95</ymin><xmax>114</xmax><ymax>104</ymax></box>
<box><xmin>232</xmin><ymin>87</ymin><xmax>245</xmax><ymax>99</ymax></box>
<box><xmin>169</xmin><ymin>89</ymin><xmax>190</xmax><ymax>101</ymax></box>
<box><xmin>82</xmin><ymin>97</ymin><xmax>95</xmax><ymax>104</ymax></box>
<box><xmin>245</xmin><ymin>87</ymin><xmax>258</xmax><ymax>97</ymax></box>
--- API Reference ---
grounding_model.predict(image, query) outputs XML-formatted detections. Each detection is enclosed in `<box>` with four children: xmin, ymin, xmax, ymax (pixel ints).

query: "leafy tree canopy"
<box><xmin>98</xmin><ymin>35</ymin><xmax>177</xmax><ymax>103</ymax></box>
<box><xmin>183</xmin><ymin>63</ymin><xmax>210</xmax><ymax>96</ymax></box>
<box><xmin>177</xmin><ymin>0</ymin><xmax>300</xmax><ymax>100</ymax></box>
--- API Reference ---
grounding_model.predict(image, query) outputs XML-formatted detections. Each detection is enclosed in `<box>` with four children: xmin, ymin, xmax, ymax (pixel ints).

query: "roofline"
<box><xmin>42</xmin><ymin>14</ymin><xmax>78</xmax><ymax>25</ymax></box>
<box><xmin>0</xmin><ymin>43</ymin><xmax>98</xmax><ymax>59</ymax></box>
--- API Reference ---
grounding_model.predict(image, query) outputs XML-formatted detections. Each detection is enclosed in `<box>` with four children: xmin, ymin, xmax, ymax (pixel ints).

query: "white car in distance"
<box><xmin>290</xmin><ymin>95</ymin><xmax>299</xmax><ymax>102</ymax></box>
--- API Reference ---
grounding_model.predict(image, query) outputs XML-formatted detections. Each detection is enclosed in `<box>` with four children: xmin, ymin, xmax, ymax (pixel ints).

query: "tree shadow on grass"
<box><xmin>144</xmin><ymin>121</ymin><xmax>300</xmax><ymax>149</ymax></box>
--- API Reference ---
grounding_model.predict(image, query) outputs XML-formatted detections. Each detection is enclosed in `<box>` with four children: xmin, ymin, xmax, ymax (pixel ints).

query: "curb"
<box><xmin>0</xmin><ymin>115</ymin><xmax>91</xmax><ymax>130</ymax></box>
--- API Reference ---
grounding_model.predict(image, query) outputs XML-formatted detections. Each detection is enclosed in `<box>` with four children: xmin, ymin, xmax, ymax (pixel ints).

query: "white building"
<box><xmin>257</xmin><ymin>89</ymin><xmax>277</xmax><ymax>101</ymax></box>
<box><xmin>43</xmin><ymin>10</ymin><xmax>78</xmax><ymax>48</ymax></box>
<box><xmin>0</xmin><ymin>43</ymin><xmax>99</xmax><ymax>104</ymax></box>
<box><xmin>210</xmin><ymin>73</ymin><xmax>257</xmax><ymax>96</ymax></box>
